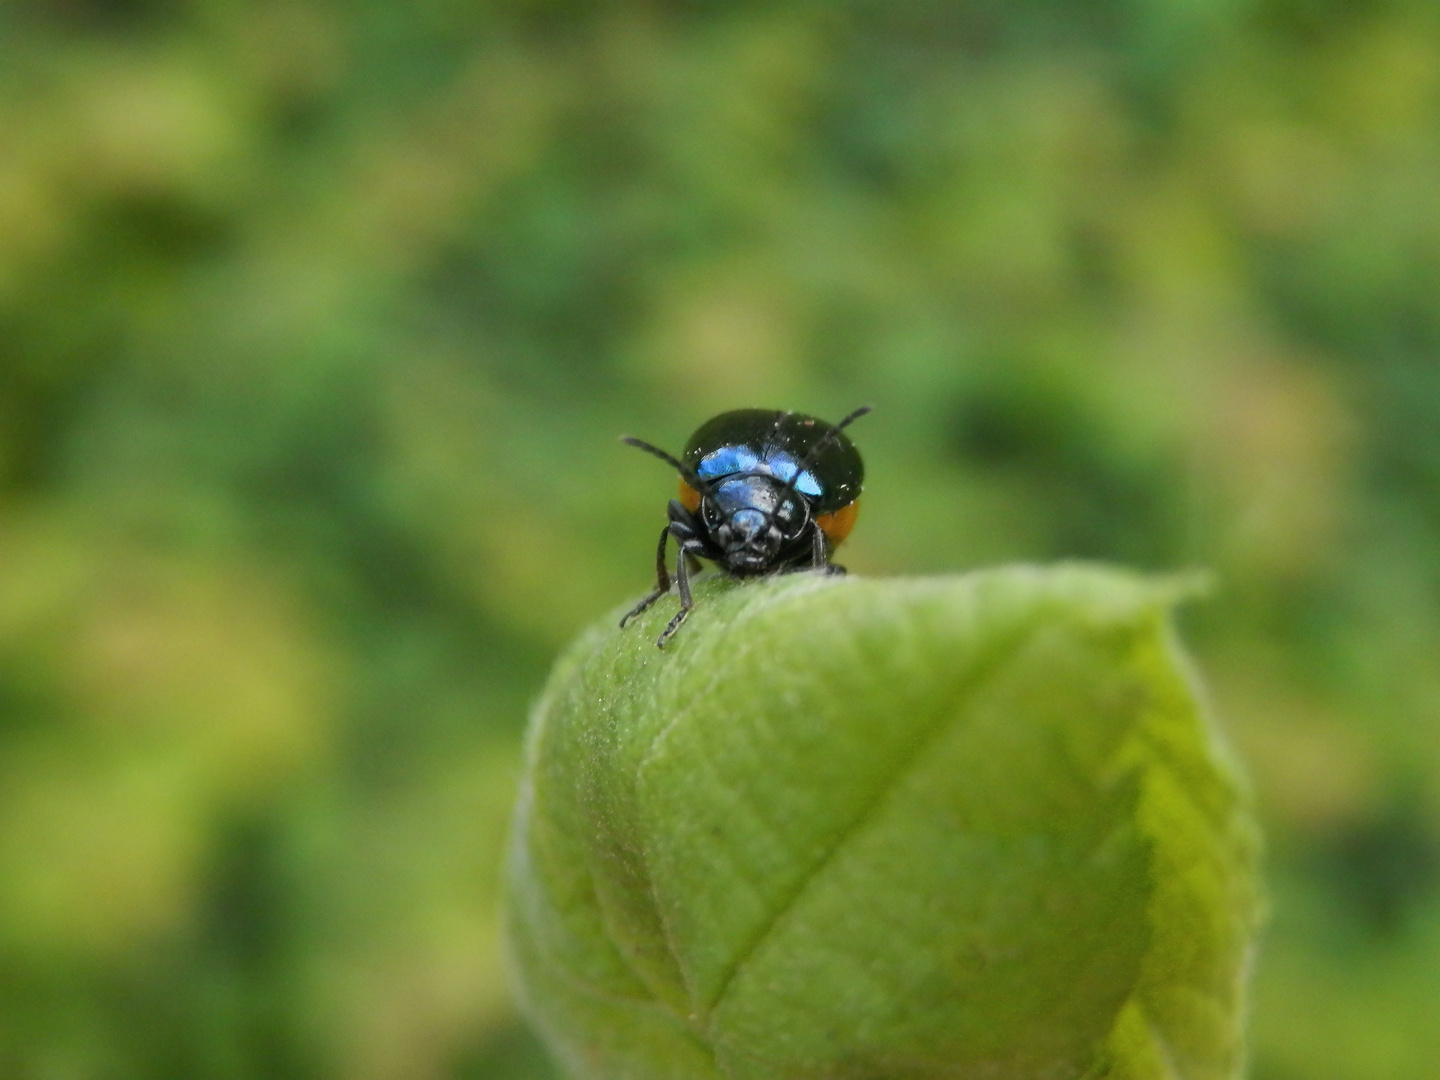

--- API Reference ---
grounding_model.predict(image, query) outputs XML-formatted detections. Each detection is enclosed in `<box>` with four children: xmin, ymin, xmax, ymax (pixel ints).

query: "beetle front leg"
<box><xmin>656</xmin><ymin>541</ymin><xmax>699</xmax><ymax>648</ymax></box>
<box><xmin>812</xmin><ymin>527</ymin><xmax>846</xmax><ymax>575</ymax></box>
<box><xmin>667</xmin><ymin>499</ymin><xmax>719</xmax><ymax>574</ymax></box>
<box><xmin>620</xmin><ymin>524</ymin><xmax>673</xmax><ymax>628</ymax></box>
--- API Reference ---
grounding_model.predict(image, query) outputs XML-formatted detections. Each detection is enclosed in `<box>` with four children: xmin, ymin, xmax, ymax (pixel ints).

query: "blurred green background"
<box><xmin>1</xmin><ymin>0</ymin><xmax>1438</xmax><ymax>1077</ymax></box>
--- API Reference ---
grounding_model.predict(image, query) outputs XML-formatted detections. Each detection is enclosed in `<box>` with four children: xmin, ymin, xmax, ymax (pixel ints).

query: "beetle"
<box><xmin>619</xmin><ymin>405</ymin><xmax>871</xmax><ymax>648</ymax></box>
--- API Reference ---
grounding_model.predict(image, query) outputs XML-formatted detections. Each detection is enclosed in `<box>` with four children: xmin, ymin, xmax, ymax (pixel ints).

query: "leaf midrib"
<box><xmin>698</xmin><ymin>613</ymin><xmax>1044</xmax><ymax>1026</ymax></box>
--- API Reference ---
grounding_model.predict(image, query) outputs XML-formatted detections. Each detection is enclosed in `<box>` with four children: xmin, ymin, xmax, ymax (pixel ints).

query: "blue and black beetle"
<box><xmin>619</xmin><ymin>406</ymin><xmax>871</xmax><ymax>647</ymax></box>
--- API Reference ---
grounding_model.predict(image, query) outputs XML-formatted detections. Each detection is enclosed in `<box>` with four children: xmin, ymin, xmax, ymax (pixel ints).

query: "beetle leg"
<box><xmin>668</xmin><ymin>498</ymin><xmax>719</xmax><ymax>568</ymax></box>
<box><xmin>620</xmin><ymin>525</ymin><xmax>673</xmax><ymax>628</ymax></box>
<box><xmin>811</xmin><ymin>527</ymin><xmax>847</xmax><ymax>575</ymax></box>
<box><xmin>667</xmin><ymin>499</ymin><xmax>702</xmax><ymax>535</ymax></box>
<box><xmin>656</xmin><ymin>543</ymin><xmax>697</xmax><ymax>648</ymax></box>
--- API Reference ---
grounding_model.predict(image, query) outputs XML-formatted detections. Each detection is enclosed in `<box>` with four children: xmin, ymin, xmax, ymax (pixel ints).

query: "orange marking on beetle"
<box><xmin>678</xmin><ymin>479</ymin><xmax>702</xmax><ymax>512</ymax></box>
<box><xmin>815</xmin><ymin>499</ymin><xmax>860</xmax><ymax>545</ymax></box>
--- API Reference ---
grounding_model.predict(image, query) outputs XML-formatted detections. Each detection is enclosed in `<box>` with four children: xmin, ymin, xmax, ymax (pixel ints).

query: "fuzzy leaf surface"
<box><xmin>506</xmin><ymin>567</ymin><xmax>1259</xmax><ymax>1080</ymax></box>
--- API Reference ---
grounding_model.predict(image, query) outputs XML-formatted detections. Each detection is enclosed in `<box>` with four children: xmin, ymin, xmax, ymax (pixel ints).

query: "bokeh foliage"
<box><xmin>0</xmin><ymin>0</ymin><xmax>1437</xmax><ymax>1077</ymax></box>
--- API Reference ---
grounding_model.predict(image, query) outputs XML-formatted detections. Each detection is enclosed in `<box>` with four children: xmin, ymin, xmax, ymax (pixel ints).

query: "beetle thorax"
<box><xmin>703</xmin><ymin>474</ymin><xmax>809</xmax><ymax>575</ymax></box>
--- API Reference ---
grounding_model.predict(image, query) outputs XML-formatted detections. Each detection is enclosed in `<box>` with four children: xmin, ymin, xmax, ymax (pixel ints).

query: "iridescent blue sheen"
<box><xmin>696</xmin><ymin>445</ymin><xmax>760</xmax><ymax>479</ymax></box>
<box><xmin>697</xmin><ymin>445</ymin><xmax>822</xmax><ymax>497</ymax></box>
<box><xmin>766</xmin><ymin>454</ymin><xmax>823</xmax><ymax>497</ymax></box>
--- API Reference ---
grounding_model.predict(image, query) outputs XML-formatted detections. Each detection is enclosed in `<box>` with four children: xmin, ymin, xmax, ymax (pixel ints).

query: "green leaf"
<box><xmin>505</xmin><ymin>566</ymin><xmax>1260</xmax><ymax>1080</ymax></box>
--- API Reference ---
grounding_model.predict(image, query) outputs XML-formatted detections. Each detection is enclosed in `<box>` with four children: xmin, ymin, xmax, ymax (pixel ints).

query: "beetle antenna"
<box><xmin>779</xmin><ymin>405</ymin><xmax>873</xmax><ymax>497</ymax></box>
<box><xmin>621</xmin><ymin>436</ymin><xmax>703</xmax><ymax>486</ymax></box>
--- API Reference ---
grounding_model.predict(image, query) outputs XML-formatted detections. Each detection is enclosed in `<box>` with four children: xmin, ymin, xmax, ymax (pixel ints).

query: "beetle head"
<box><xmin>703</xmin><ymin>475</ymin><xmax>808</xmax><ymax>575</ymax></box>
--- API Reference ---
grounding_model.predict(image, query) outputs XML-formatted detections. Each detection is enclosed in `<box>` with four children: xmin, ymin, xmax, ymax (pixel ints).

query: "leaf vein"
<box><xmin>703</xmin><ymin>615</ymin><xmax>1042</xmax><ymax>1021</ymax></box>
